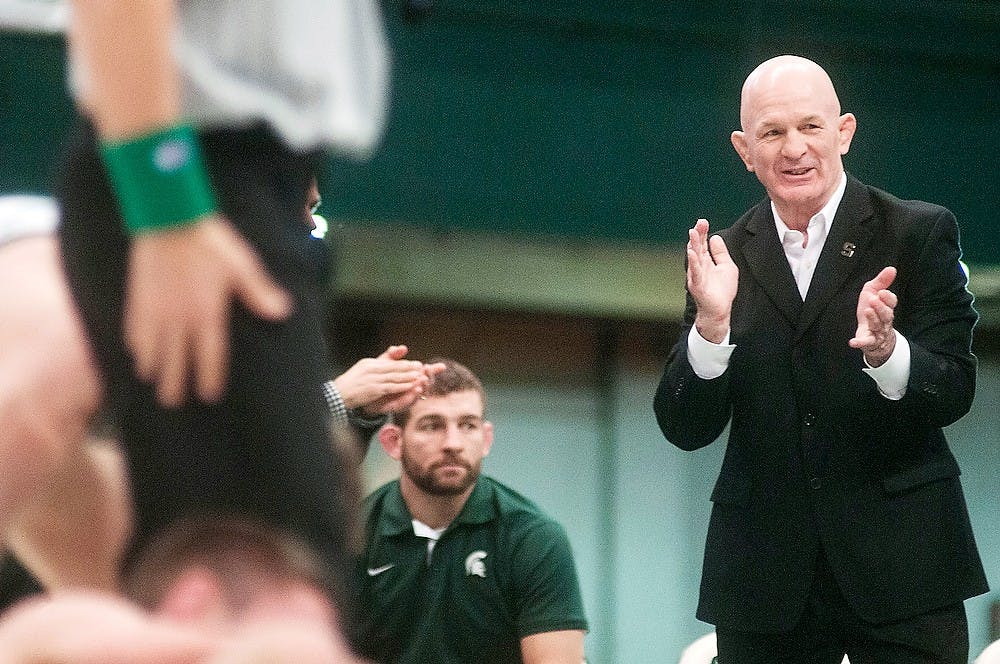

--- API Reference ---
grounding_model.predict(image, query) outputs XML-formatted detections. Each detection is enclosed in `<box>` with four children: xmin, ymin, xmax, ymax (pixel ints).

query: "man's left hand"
<box><xmin>849</xmin><ymin>266</ymin><xmax>898</xmax><ymax>367</ymax></box>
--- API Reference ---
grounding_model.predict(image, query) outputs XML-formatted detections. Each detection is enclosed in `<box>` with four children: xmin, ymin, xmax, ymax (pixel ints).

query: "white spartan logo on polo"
<box><xmin>465</xmin><ymin>550</ymin><xmax>487</xmax><ymax>578</ymax></box>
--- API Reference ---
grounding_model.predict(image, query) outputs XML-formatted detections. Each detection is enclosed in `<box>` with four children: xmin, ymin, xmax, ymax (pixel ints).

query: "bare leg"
<box><xmin>6</xmin><ymin>438</ymin><xmax>131</xmax><ymax>593</ymax></box>
<box><xmin>0</xmin><ymin>236</ymin><xmax>126</xmax><ymax>592</ymax></box>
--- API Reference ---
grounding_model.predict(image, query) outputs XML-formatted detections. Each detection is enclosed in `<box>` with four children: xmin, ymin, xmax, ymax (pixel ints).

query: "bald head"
<box><xmin>739</xmin><ymin>56</ymin><xmax>841</xmax><ymax>131</ymax></box>
<box><xmin>730</xmin><ymin>55</ymin><xmax>856</xmax><ymax>228</ymax></box>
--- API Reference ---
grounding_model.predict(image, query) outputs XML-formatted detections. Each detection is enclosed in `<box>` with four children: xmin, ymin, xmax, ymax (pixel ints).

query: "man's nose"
<box><xmin>441</xmin><ymin>425</ymin><xmax>464</xmax><ymax>450</ymax></box>
<box><xmin>781</xmin><ymin>130</ymin><xmax>807</xmax><ymax>159</ymax></box>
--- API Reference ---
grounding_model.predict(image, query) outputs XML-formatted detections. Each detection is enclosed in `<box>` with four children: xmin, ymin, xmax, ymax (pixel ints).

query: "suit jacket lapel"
<box><xmin>741</xmin><ymin>202</ymin><xmax>803</xmax><ymax>326</ymax></box>
<box><xmin>796</xmin><ymin>176</ymin><xmax>874</xmax><ymax>341</ymax></box>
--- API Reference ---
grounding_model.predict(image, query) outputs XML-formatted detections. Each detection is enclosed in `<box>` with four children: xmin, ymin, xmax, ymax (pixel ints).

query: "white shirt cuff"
<box><xmin>686</xmin><ymin>326</ymin><xmax>735</xmax><ymax>380</ymax></box>
<box><xmin>861</xmin><ymin>329</ymin><xmax>910</xmax><ymax>400</ymax></box>
<box><xmin>0</xmin><ymin>195</ymin><xmax>59</xmax><ymax>248</ymax></box>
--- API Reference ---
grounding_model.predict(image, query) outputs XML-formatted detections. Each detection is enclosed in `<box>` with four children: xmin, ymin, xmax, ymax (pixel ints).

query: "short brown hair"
<box><xmin>123</xmin><ymin>515</ymin><xmax>329</xmax><ymax>613</ymax></box>
<box><xmin>391</xmin><ymin>357</ymin><xmax>485</xmax><ymax>427</ymax></box>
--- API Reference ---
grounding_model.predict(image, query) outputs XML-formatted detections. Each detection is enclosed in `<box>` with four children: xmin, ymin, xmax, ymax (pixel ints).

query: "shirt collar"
<box><xmin>377</xmin><ymin>477</ymin><xmax>497</xmax><ymax>538</ymax></box>
<box><xmin>412</xmin><ymin>519</ymin><xmax>446</xmax><ymax>541</ymax></box>
<box><xmin>452</xmin><ymin>477</ymin><xmax>496</xmax><ymax>526</ymax></box>
<box><xmin>772</xmin><ymin>171</ymin><xmax>847</xmax><ymax>239</ymax></box>
<box><xmin>377</xmin><ymin>482</ymin><xmax>414</xmax><ymax>536</ymax></box>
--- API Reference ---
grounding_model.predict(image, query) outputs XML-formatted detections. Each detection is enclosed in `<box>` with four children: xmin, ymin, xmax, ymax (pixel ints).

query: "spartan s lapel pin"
<box><xmin>840</xmin><ymin>242</ymin><xmax>856</xmax><ymax>258</ymax></box>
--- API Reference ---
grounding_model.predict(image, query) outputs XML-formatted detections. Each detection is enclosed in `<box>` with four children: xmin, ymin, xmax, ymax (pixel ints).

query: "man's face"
<box><xmin>732</xmin><ymin>64</ymin><xmax>855</xmax><ymax>221</ymax></box>
<box><xmin>397</xmin><ymin>390</ymin><xmax>492</xmax><ymax>497</ymax></box>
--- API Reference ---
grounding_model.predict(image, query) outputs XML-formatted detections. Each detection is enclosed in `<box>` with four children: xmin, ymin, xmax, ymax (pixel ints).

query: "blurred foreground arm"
<box><xmin>69</xmin><ymin>0</ymin><xmax>290</xmax><ymax>408</ymax></box>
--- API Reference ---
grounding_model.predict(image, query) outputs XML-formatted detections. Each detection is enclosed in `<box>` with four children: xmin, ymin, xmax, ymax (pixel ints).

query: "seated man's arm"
<box><xmin>513</xmin><ymin>518</ymin><xmax>589</xmax><ymax>664</ymax></box>
<box><xmin>520</xmin><ymin>629</ymin><xmax>586</xmax><ymax>664</ymax></box>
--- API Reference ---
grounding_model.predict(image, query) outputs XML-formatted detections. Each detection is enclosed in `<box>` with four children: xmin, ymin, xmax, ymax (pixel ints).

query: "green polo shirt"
<box><xmin>354</xmin><ymin>476</ymin><xmax>588</xmax><ymax>663</ymax></box>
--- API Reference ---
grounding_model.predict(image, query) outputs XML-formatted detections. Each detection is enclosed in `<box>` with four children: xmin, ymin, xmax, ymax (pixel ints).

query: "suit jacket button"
<box><xmin>810</xmin><ymin>477</ymin><xmax>822</xmax><ymax>490</ymax></box>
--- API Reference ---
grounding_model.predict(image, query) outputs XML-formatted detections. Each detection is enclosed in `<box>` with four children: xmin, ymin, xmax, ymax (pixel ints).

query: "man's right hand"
<box><xmin>124</xmin><ymin>217</ymin><xmax>292</xmax><ymax>408</ymax></box>
<box><xmin>687</xmin><ymin>218</ymin><xmax>738</xmax><ymax>344</ymax></box>
<box><xmin>334</xmin><ymin>345</ymin><xmax>446</xmax><ymax>415</ymax></box>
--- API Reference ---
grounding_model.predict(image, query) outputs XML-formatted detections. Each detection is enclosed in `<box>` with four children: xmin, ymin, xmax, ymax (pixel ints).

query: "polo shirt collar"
<box><xmin>377</xmin><ymin>477</ymin><xmax>498</xmax><ymax>537</ymax></box>
<box><xmin>452</xmin><ymin>477</ymin><xmax>497</xmax><ymax>527</ymax></box>
<box><xmin>377</xmin><ymin>482</ymin><xmax>415</xmax><ymax>537</ymax></box>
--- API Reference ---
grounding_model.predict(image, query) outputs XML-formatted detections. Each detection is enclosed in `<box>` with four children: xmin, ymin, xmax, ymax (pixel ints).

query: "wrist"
<box><xmin>331</xmin><ymin>378</ymin><xmax>358</xmax><ymax>410</ymax></box>
<box><xmin>864</xmin><ymin>347</ymin><xmax>893</xmax><ymax>368</ymax></box>
<box><xmin>100</xmin><ymin>123</ymin><xmax>217</xmax><ymax>235</ymax></box>
<box><xmin>694</xmin><ymin>313</ymin><xmax>730</xmax><ymax>345</ymax></box>
<box><xmin>863</xmin><ymin>330</ymin><xmax>897</xmax><ymax>368</ymax></box>
<box><xmin>322</xmin><ymin>381</ymin><xmax>348</xmax><ymax>422</ymax></box>
<box><xmin>348</xmin><ymin>407</ymin><xmax>388</xmax><ymax>429</ymax></box>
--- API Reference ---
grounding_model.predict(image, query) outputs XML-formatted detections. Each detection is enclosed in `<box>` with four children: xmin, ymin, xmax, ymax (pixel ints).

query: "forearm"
<box><xmin>900</xmin><ymin>335</ymin><xmax>975</xmax><ymax>427</ymax></box>
<box><xmin>893</xmin><ymin>210</ymin><xmax>977</xmax><ymax>426</ymax></box>
<box><xmin>321</xmin><ymin>381</ymin><xmax>385</xmax><ymax>454</ymax></box>
<box><xmin>654</xmin><ymin>320</ymin><xmax>733</xmax><ymax>450</ymax></box>
<box><xmin>861</xmin><ymin>329</ymin><xmax>910</xmax><ymax>400</ymax></box>
<box><xmin>69</xmin><ymin>0</ymin><xmax>179</xmax><ymax>138</ymax></box>
<box><xmin>5</xmin><ymin>438</ymin><xmax>130</xmax><ymax>594</ymax></box>
<box><xmin>520</xmin><ymin>630</ymin><xmax>586</xmax><ymax>664</ymax></box>
<box><xmin>686</xmin><ymin>323</ymin><xmax>734</xmax><ymax>380</ymax></box>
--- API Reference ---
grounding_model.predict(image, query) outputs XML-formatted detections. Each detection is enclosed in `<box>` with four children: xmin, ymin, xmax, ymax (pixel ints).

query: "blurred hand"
<box><xmin>0</xmin><ymin>593</ymin><xmax>215</xmax><ymax>664</ymax></box>
<box><xmin>124</xmin><ymin>217</ymin><xmax>292</xmax><ymax>407</ymax></box>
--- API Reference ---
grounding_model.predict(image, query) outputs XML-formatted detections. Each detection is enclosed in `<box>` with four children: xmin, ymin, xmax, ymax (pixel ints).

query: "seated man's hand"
<box><xmin>334</xmin><ymin>345</ymin><xmax>446</xmax><ymax>416</ymax></box>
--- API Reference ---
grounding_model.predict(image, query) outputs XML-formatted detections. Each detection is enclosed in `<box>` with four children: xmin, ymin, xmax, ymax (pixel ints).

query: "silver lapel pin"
<box><xmin>840</xmin><ymin>242</ymin><xmax>856</xmax><ymax>258</ymax></box>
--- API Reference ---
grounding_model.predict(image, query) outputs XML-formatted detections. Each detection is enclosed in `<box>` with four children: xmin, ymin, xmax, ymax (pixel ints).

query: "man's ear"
<box><xmin>838</xmin><ymin>112</ymin><xmax>857</xmax><ymax>156</ymax></box>
<box><xmin>481</xmin><ymin>421</ymin><xmax>494</xmax><ymax>457</ymax></box>
<box><xmin>731</xmin><ymin>130</ymin><xmax>753</xmax><ymax>171</ymax></box>
<box><xmin>378</xmin><ymin>424</ymin><xmax>403</xmax><ymax>461</ymax></box>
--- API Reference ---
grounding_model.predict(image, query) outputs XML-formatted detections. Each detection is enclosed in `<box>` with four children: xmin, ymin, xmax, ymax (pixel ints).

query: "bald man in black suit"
<box><xmin>654</xmin><ymin>55</ymin><xmax>987</xmax><ymax>663</ymax></box>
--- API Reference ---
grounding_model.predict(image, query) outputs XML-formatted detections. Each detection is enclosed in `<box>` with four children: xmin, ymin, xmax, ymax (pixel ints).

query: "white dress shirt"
<box><xmin>687</xmin><ymin>173</ymin><xmax>909</xmax><ymax>400</ymax></box>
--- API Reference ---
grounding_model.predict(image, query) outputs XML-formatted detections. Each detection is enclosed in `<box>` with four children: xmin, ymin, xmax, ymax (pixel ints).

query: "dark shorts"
<box><xmin>56</xmin><ymin>121</ymin><xmax>355</xmax><ymax>601</ymax></box>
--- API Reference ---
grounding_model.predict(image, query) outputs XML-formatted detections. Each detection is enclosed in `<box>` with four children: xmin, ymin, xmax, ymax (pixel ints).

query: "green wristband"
<box><xmin>100</xmin><ymin>123</ymin><xmax>218</xmax><ymax>235</ymax></box>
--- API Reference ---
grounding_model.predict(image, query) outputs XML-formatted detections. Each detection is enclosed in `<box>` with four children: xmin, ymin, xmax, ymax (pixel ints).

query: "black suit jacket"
<box><xmin>653</xmin><ymin>175</ymin><xmax>988</xmax><ymax>631</ymax></box>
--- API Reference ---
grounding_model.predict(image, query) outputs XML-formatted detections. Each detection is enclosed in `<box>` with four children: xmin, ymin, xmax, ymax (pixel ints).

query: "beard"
<box><xmin>401</xmin><ymin>453</ymin><xmax>481</xmax><ymax>497</ymax></box>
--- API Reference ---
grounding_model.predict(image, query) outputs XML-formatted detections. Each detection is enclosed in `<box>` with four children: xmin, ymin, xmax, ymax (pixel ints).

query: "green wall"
<box><xmin>323</xmin><ymin>1</ymin><xmax>1000</xmax><ymax>262</ymax></box>
<box><xmin>0</xmin><ymin>31</ymin><xmax>74</xmax><ymax>193</ymax></box>
<box><xmin>3</xmin><ymin>1</ymin><xmax>998</xmax><ymax>261</ymax></box>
